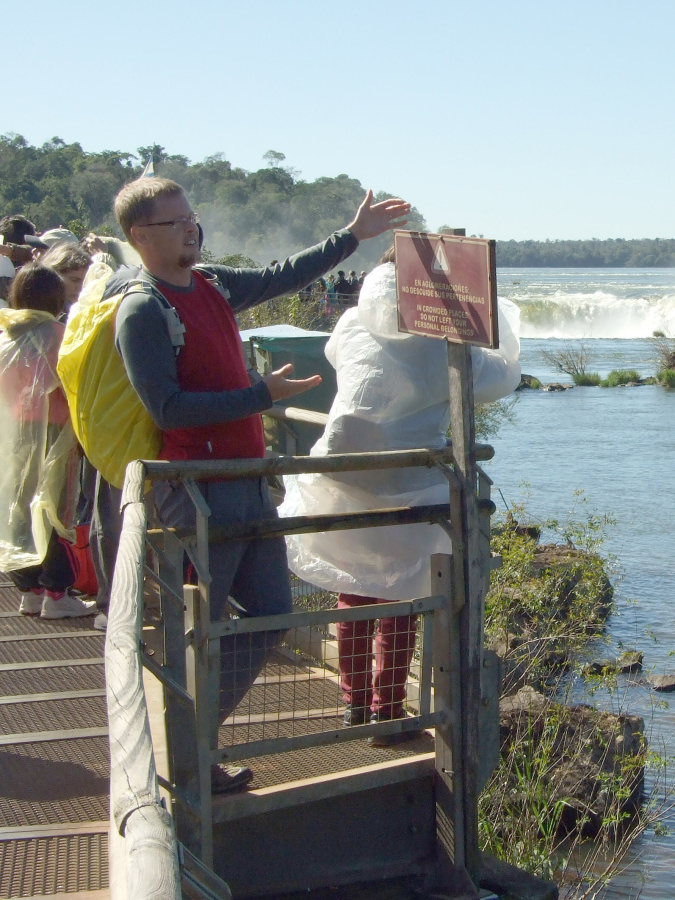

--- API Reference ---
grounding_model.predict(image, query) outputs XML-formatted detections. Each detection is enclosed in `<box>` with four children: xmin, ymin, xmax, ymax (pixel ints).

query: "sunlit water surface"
<box><xmin>486</xmin><ymin>270</ymin><xmax>675</xmax><ymax>899</ymax></box>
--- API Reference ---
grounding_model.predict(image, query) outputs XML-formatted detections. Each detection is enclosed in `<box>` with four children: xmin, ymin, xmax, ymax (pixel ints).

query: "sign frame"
<box><xmin>394</xmin><ymin>231</ymin><xmax>499</xmax><ymax>349</ymax></box>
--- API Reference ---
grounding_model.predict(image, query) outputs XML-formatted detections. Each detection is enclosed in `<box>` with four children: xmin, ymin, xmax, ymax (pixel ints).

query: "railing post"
<box><xmin>431</xmin><ymin>552</ymin><xmax>465</xmax><ymax>872</ymax></box>
<box><xmin>184</xmin><ymin>584</ymin><xmax>214</xmax><ymax>868</ymax></box>
<box><xmin>447</xmin><ymin>341</ymin><xmax>484</xmax><ymax>884</ymax></box>
<box><xmin>159</xmin><ymin>526</ymin><xmax>203</xmax><ymax>857</ymax></box>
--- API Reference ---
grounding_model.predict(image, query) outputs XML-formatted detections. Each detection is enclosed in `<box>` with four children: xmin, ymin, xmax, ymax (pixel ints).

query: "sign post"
<box><xmin>396</xmin><ymin>230</ymin><xmax>498</xmax><ymax>888</ymax></box>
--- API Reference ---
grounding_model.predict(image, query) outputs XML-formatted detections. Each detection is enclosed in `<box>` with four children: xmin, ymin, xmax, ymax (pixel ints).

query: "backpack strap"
<box><xmin>123</xmin><ymin>278</ymin><xmax>186</xmax><ymax>356</ymax></box>
<box><xmin>196</xmin><ymin>269</ymin><xmax>231</xmax><ymax>303</ymax></box>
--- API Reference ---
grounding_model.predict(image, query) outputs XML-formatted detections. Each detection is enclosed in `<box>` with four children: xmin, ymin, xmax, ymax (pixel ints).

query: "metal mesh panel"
<box><xmin>0</xmin><ymin>736</ymin><xmax>109</xmax><ymax>828</ymax></box>
<box><xmin>0</xmin><ymin>664</ymin><xmax>104</xmax><ymax>698</ymax></box>
<box><xmin>0</xmin><ymin>613</ymin><xmax>97</xmax><ymax>637</ymax></box>
<box><xmin>0</xmin><ymin>696</ymin><xmax>107</xmax><ymax>735</ymax></box>
<box><xmin>0</xmin><ymin>587</ymin><xmax>21</xmax><ymax>613</ymax></box>
<box><xmin>217</xmin><ymin>733</ymin><xmax>435</xmax><ymax>791</ymax></box>
<box><xmin>0</xmin><ymin>635</ymin><xmax>103</xmax><ymax>665</ymax></box>
<box><xmin>0</xmin><ymin>833</ymin><xmax>108</xmax><ymax>897</ymax></box>
<box><xmin>217</xmin><ymin>601</ymin><xmax>427</xmax><ymax>749</ymax></box>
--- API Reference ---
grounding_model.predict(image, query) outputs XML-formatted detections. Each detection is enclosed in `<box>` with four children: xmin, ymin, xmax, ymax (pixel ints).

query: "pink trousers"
<box><xmin>336</xmin><ymin>593</ymin><xmax>418</xmax><ymax>717</ymax></box>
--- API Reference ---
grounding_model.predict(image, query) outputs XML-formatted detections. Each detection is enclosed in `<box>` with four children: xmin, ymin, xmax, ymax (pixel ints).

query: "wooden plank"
<box><xmin>212</xmin><ymin>754</ymin><xmax>436</xmax><ymax>824</ymax></box>
<box><xmin>264</xmin><ymin>405</ymin><xmax>329</xmax><ymax>427</ymax></box>
<box><xmin>149</xmin><ymin>503</ymin><xmax>455</xmax><ymax>543</ymax></box>
<box><xmin>140</xmin><ymin>446</ymin><xmax>494</xmax><ymax>483</ymax></box>
<box><xmin>0</xmin><ymin>657</ymin><xmax>103</xmax><ymax>672</ymax></box>
<box><xmin>142</xmin><ymin>650</ymin><xmax>195</xmax><ymax>708</ymax></box>
<box><xmin>180</xmin><ymin>843</ymin><xmax>233</xmax><ymax>900</ymax></box>
<box><xmin>0</xmin><ymin>629</ymin><xmax>102</xmax><ymax>642</ymax></box>
<box><xmin>143</xmin><ymin>564</ymin><xmax>185</xmax><ymax>607</ymax></box>
<box><xmin>214</xmin><ymin>713</ymin><xmax>438</xmax><ymax>765</ymax></box>
<box><xmin>0</xmin><ymin>688</ymin><xmax>105</xmax><ymax>704</ymax></box>
<box><xmin>17</xmin><ymin>892</ymin><xmax>109</xmax><ymax>900</ymax></box>
<box><xmin>210</xmin><ymin>595</ymin><xmax>444</xmax><ymax>638</ymax></box>
<box><xmin>0</xmin><ymin>726</ymin><xmax>108</xmax><ymax>745</ymax></box>
<box><xmin>0</xmin><ymin>820</ymin><xmax>109</xmax><ymax>840</ymax></box>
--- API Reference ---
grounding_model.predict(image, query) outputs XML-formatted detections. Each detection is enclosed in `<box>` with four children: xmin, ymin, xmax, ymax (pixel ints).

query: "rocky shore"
<box><xmin>482</xmin><ymin>524</ymin><xmax>646</xmax><ymax>859</ymax></box>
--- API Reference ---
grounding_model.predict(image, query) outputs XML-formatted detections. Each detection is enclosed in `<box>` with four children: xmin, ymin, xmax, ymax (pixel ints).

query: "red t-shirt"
<box><xmin>155</xmin><ymin>271</ymin><xmax>266</xmax><ymax>461</ymax></box>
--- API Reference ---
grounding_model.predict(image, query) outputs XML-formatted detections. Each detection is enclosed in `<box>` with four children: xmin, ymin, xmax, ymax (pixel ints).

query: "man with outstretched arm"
<box><xmin>104</xmin><ymin>177</ymin><xmax>409</xmax><ymax>792</ymax></box>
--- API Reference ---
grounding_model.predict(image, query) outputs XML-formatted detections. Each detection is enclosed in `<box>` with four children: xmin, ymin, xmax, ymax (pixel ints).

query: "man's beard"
<box><xmin>178</xmin><ymin>248</ymin><xmax>200</xmax><ymax>269</ymax></box>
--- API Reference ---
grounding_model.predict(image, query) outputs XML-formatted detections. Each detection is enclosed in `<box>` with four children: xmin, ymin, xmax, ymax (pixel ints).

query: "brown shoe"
<box><xmin>211</xmin><ymin>764</ymin><xmax>253</xmax><ymax>794</ymax></box>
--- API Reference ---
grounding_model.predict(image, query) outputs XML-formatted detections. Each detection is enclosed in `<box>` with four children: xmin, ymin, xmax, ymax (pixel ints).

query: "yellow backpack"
<box><xmin>57</xmin><ymin>271</ymin><xmax>185</xmax><ymax>489</ymax></box>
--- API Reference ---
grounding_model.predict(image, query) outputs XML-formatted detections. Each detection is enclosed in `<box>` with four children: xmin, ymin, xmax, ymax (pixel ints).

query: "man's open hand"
<box><xmin>347</xmin><ymin>189</ymin><xmax>411</xmax><ymax>242</ymax></box>
<box><xmin>264</xmin><ymin>364</ymin><xmax>322</xmax><ymax>402</ymax></box>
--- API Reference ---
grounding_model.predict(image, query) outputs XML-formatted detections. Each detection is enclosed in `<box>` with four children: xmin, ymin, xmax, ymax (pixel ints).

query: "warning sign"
<box><xmin>394</xmin><ymin>231</ymin><xmax>498</xmax><ymax>348</ymax></box>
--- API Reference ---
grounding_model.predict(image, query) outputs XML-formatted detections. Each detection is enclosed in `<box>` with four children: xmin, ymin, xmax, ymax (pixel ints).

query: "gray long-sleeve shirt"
<box><xmin>110</xmin><ymin>228</ymin><xmax>358</xmax><ymax>433</ymax></box>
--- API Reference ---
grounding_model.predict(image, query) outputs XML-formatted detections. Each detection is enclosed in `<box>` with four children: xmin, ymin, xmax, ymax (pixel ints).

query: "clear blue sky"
<box><xmin>7</xmin><ymin>0</ymin><xmax>674</xmax><ymax>240</ymax></box>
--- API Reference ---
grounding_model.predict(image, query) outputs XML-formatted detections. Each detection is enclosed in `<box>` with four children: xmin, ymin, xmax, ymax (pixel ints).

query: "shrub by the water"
<box><xmin>601</xmin><ymin>369</ymin><xmax>641</xmax><ymax>387</ymax></box>
<box><xmin>572</xmin><ymin>372</ymin><xmax>602</xmax><ymax>386</ymax></box>
<box><xmin>657</xmin><ymin>368</ymin><xmax>675</xmax><ymax>388</ymax></box>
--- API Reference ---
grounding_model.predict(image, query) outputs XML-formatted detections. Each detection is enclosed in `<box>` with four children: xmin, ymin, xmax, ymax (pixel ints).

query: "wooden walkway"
<box><xmin>0</xmin><ymin>576</ymin><xmax>436</xmax><ymax>899</ymax></box>
<box><xmin>0</xmin><ymin>579</ymin><xmax>109</xmax><ymax>899</ymax></box>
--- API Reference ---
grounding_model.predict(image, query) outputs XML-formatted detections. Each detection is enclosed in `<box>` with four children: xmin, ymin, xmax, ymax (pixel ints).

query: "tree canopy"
<box><xmin>0</xmin><ymin>134</ymin><xmax>425</xmax><ymax>271</ymax></box>
<box><xmin>495</xmin><ymin>237</ymin><xmax>675</xmax><ymax>267</ymax></box>
<box><xmin>2</xmin><ymin>134</ymin><xmax>673</xmax><ymax>269</ymax></box>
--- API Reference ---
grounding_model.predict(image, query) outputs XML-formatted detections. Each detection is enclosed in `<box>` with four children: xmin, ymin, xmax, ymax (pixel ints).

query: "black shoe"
<box><xmin>343</xmin><ymin>705</ymin><xmax>369</xmax><ymax>727</ymax></box>
<box><xmin>211</xmin><ymin>764</ymin><xmax>253</xmax><ymax>794</ymax></box>
<box><xmin>368</xmin><ymin>711</ymin><xmax>425</xmax><ymax>747</ymax></box>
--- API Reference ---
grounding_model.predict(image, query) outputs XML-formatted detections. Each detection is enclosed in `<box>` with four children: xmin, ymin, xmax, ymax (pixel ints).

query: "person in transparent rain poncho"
<box><xmin>280</xmin><ymin>247</ymin><xmax>521</xmax><ymax>744</ymax></box>
<box><xmin>0</xmin><ymin>263</ymin><xmax>95</xmax><ymax>618</ymax></box>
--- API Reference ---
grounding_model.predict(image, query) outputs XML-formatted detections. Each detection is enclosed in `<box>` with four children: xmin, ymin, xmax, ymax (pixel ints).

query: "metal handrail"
<box><xmin>105</xmin><ymin>442</ymin><xmax>493</xmax><ymax>899</ymax></box>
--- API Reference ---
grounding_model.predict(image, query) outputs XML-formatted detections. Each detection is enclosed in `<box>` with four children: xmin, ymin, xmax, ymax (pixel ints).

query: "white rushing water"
<box><xmin>501</xmin><ymin>268</ymin><xmax>675</xmax><ymax>339</ymax></box>
<box><xmin>489</xmin><ymin>269</ymin><xmax>675</xmax><ymax>900</ymax></box>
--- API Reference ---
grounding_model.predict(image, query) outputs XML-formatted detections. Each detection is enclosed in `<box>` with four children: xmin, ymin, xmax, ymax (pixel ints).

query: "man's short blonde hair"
<box><xmin>114</xmin><ymin>178</ymin><xmax>185</xmax><ymax>247</ymax></box>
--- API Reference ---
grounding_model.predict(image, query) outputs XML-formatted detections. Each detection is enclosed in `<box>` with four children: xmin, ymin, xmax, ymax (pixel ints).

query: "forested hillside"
<box><xmin>2</xmin><ymin>133</ymin><xmax>674</xmax><ymax>269</ymax></box>
<box><xmin>0</xmin><ymin>134</ymin><xmax>425</xmax><ymax>271</ymax></box>
<box><xmin>496</xmin><ymin>238</ymin><xmax>675</xmax><ymax>267</ymax></box>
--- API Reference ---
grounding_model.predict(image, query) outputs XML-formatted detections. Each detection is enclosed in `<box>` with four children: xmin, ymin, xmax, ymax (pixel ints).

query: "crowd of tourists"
<box><xmin>0</xmin><ymin>211</ymin><xmax>368</xmax><ymax>635</ymax></box>
<box><xmin>0</xmin><ymin>184</ymin><xmax>520</xmax><ymax>794</ymax></box>
<box><xmin>299</xmin><ymin>269</ymin><xmax>367</xmax><ymax>314</ymax></box>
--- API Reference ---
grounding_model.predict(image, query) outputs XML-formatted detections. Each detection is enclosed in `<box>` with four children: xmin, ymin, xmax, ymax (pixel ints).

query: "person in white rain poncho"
<box><xmin>280</xmin><ymin>251</ymin><xmax>520</xmax><ymax>741</ymax></box>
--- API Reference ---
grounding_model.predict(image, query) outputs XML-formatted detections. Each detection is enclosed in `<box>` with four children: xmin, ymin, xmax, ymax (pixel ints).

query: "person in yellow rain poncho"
<box><xmin>0</xmin><ymin>263</ymin><xmax>95</xmax><ymax>618</ymax></box>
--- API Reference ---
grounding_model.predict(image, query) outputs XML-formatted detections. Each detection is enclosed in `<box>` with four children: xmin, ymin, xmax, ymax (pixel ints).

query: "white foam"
<box><xmin>513</xmin><ymin>290</ymin><xmax>675</xmax><ymax>339</ymax></box>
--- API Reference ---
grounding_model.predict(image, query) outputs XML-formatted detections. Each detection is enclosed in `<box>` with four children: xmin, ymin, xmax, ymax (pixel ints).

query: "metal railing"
<box><xmin>105</xmin><ymin>440</ymin><xmax>498</xmax><ymax>899</ymax></box>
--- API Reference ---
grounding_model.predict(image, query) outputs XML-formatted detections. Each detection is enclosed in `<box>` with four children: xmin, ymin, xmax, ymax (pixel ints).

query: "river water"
<box><xmin>487</xmin><ymin>269</ymin><xmax>675</xmax><ymax>899</ymax></box>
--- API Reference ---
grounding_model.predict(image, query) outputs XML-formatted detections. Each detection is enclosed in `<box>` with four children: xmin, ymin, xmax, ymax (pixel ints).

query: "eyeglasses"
<box><xmin>137</xmin><ymin>213</ymin><xmax>200</xmax><ymax>230</ymax></box>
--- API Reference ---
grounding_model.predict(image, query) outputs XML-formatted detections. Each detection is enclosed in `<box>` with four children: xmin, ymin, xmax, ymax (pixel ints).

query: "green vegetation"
<box><xmin>497</xmin><ymin>237</ymin><xmax>675</xmax><ymax>267</ymax></box>
<box><xmin>480</xmin><ymin>504</ymin><xmax>669</xmax><ymax>896</ymax></box>
<box><xmin>475</xmin><ymin>396</ymin><xmax>518</xmax><ymax>440</ymax></box>
<box><xmin>486</xmin><ymin>507</ymin><xmax>615</xmax><ymax>688</ymax></box>
<box><xmin>650</xmin><ymin>331</ymin><xmax>675</xmax><ymax>370</ymax></box>
<box><xmin>3</xmin><ymin>133</ymin><xmax>675</xmax><ymax>270</ymax></box>
<box><xmin>0</xmin><ymin>134</ymin><xmax>426</xmax><ymax>273</ymax></box>
<box><xmin>541</xmin><ymin>341</ymin><xmax>597</xmax><ymax>385</ymax></box>
<box><xmin>657</xmin><ymin>368</ymin><xmax>675</xmax><ymax>388</ymax></box>
<box><xmin>573</xmin><ymin>372</ymin><xmax>602</xmax><ymax>386</ymax></box>
<box><xmin>601</xmin><ymin>369</ymin><xmax>641</xmax><ymax>387</ymax></box>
